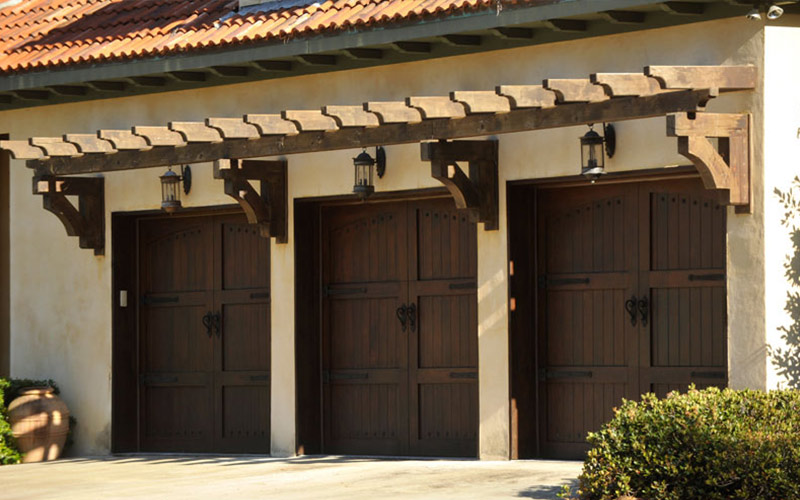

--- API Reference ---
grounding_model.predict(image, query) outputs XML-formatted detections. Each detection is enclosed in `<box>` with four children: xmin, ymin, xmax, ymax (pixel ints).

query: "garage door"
<box><xmin>138</xmin><ymin>213</ymin><xmax>271</xmax><ymax>453</ymax></box>
<box><xmin>535</xmin><ymin>178</ymin><xmax>727</xmax><ymax>459</ymax></box>
<box><xmin>321</xmin><ymin>198</ymin><xmax>478</xmax><ymax>457</ymax></box>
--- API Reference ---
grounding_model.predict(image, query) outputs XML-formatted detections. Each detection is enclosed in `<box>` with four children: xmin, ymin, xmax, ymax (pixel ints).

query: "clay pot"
<box><xmin>8</xmin><ymin>387</ymin><xmax>70</xmax><ymax>463</ymax></box>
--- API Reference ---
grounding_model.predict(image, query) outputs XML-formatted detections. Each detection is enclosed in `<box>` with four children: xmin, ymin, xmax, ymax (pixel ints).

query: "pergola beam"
<box><xmin>27</xmin><ymin>89</ymin><xmax>716</xmax><ymax>176</ymax></box>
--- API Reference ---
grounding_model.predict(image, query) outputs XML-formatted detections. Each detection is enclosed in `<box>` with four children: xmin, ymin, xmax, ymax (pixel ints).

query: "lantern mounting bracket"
<box><xmin>667</xmin><ymin>112</ymin><xmax>751</xmax><ymax>213</ymax></box>
<box><xmin>213</xmin><ymin>159</ymin><xmax>288</xmax><ymax>243</ymax></box>
<box><xmin>421</xmin><ymin>140</ymin><xmax>498</xmax><ymax>231</ymax></box>
<box><xmin>32</xmin><ymin>175</ymin><xmax>105</xmax><ymax>255</ymax></box>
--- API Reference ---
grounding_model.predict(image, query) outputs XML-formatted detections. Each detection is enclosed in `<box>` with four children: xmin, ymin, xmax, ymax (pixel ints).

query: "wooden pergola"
<box><xmin>1</xmin><ymin>65</ymin><xmax>755</xmax><ymax>254</ymax></box>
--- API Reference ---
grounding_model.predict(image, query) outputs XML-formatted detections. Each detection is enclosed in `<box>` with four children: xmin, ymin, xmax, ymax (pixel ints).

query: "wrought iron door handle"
<box><xmin>638</xmin><ymin>297</ymin><xmax>649</xmax><ymax>327</ymax></box>
<box><xmin>212</xmin><ymin>311</ymin><xmax>222</xmax><ymax>337</ymax></box>
<box><xmin>408</xmin><ymin>303</ymin><xmax>417</xmax><ymax>333</ymax></box>
<box><xmin>624</xmin><ymin>296</ymin><xmax>638</xmax><ymax>326</ymax></box>
<box><xmin>202</xmin><ymin>311</ymin><xmax>213</xmax><ymax>337</ymax></box>
<box><xmin>396</xmin><ymin>304</ymin><xmax>408</xmax><ymax>332</ymax></box>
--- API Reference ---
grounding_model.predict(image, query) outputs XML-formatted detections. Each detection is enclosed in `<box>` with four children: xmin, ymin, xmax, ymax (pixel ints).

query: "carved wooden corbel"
<box><xmin>667</xmin><ymin>112</ymin><xmax>751</xmax><ymax>213</ymax></box>
<box><xmin>421</xmin><ymin>140</ymin><xmax>499</xmax><ymax>230</ymax></box>
<box><xmin>32</xmin><ymin>176</ymin><xmax>105</xmax><ymax>254</ymax></box>
<box><xmin>213</xmin><ymin>159</ymin><xmax>288</xmax><ymax>243</ymax></box>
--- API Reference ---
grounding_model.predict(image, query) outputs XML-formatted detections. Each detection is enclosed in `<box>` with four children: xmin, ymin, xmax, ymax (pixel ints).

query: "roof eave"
<box><xmin>0</xmin><ymin>0</ymin><xmax>760</xmax><ymax>109</ymax></box>
<box><xmin>0</xmin><ymin>0</ymin><xmax>702</xmax><ymax>91</ymax></box>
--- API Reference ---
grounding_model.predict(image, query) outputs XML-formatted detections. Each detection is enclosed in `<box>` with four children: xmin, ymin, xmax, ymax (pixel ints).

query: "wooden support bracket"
<box><xmin>213</xmin><ymin>158</ymin><xmax>288</xmax><ymax>243</ymax></box>
<box><xmin>32</xmin><ymin>176</ymin><xmax>105</xmax><ymax>254</ymax></box>
<box><xmin>667</xmin><ymin>112</ymin><xmax>751</xmax><ymax>213</ymax></box>
<box><xmin>421</xmin><ymin>140</ymin><xmax>499</xmax><ymax>230</ymax></box>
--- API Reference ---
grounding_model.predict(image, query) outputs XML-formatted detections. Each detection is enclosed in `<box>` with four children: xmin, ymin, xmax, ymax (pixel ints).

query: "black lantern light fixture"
<box><xmin>353</xmin><ymin>146</ymin><xmax>386</xmax><ymax>200</ymax></box>
<box><xmin>160</xmin><ymin>164</ymin><xmax>192</xmax><ymax>213</ymax></box>
<box><xmin>580</xmin><ymin>123</ymin><xmax>615</xmax><ymax>183</ymax></box>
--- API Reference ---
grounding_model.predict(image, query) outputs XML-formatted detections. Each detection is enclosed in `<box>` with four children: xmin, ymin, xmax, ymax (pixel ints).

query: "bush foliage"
<box><xmin>2</xmin><ymin>378</ymin><xmax>60</xmax><ymax>407</ymax></box>
<box><xmin>0</xmin><ymin>379</ymin><xmax>21</xmax><ymax>465</ymax></box>
<box><xmin>576</xmin><ymin>387</ymin><xmax>800</xmax><ymax>500</ymax></box>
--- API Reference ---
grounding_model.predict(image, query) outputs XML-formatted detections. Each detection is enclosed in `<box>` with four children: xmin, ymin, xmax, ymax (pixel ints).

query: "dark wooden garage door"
<box><xmin>535</xmin><ymin>178</ymin><xmax>727</xmax><ymax>459</ymax></box>
<box><xmin>138</xmin><ymin>214</ymin><xmax>271</xmax><ymax>453</ymax></box>
<box><xmin>321</xmin><ymin>198</ymin><xmax>478</xmax><ymax>457</ymax></box>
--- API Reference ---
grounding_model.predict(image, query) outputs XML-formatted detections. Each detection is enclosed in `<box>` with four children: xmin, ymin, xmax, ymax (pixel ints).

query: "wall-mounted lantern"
<box><xmin>160</xmin><ymin>165</ymin><xmax>192</xmax><ymax>213</ymax></box>
<box><xmin>580</xmin><ymin>124</ymin><xmax>615</xmax><ymax>183</ymax></box>
<box><xmin>353</xmin><ymin>146</ymin><xmax>386</xmax><ymax>200</ymax></box>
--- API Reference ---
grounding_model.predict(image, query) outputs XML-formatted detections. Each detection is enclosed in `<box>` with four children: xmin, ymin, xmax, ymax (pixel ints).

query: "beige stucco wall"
<box><xmin>0</xmin><ymin>148</ymin><xmax>8</xmax><ymax>376</ymax></box>
<box><xmin>3</xmin><ymin>16</ymin><xmax>767</xmax><ymax>458</ymax></box>
<box><xmin>764</xmin><ymin>18</ymin><xmax>800</xmax><ymax>390</ymax></box>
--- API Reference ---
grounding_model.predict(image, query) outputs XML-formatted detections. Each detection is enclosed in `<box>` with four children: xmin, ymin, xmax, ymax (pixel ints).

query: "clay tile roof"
<box><xmin>0</xmin><ymin>0</ymin><xmax>555</xmax><ymax>75</ymax></box>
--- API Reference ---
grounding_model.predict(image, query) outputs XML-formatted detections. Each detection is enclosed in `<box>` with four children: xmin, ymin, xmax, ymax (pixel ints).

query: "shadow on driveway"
<box><xmin>0</xmin><ymin>455</ymin><xmax>583</xmax><ymax>499</ymax></box>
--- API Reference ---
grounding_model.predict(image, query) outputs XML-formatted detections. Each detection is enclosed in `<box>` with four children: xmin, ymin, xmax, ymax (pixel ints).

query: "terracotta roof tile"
<box><xmin>0</xmin><ymin>0</ymin><xmax>555</xmax><ymax>74</ymax></box>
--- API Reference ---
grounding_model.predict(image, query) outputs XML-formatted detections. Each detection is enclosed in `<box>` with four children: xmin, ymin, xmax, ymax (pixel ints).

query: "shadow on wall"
<box><xmin>771</xmin><ymin>177</ymin><xmax>800</xmax><ymax>388</ymax></box>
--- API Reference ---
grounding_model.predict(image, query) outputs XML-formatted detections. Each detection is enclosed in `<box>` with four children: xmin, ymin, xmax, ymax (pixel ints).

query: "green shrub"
<box><xmin>2</xmin><ymin>378</ymin><xmax>60</xmax><ymax>407</ymax></box>
<box><xmin>0</xmin><ymin>379</ymin><xmax>21</xmax><ymax>465</ymax></box>
<box><xmin>576</xmin><ymin>387</ymin><xmax>800</xmax><ymax>500</ymax></box>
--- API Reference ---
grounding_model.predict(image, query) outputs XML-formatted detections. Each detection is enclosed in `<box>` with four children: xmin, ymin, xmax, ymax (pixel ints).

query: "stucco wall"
<box><xmin>764</xmin><ymin>18</ymin><xmax>800</xmax><ymax>390</ymax></box>
<box><xmin>3</xmin><ymin>16</ymin><xmax>766</xmax><ymax>458</ymax></box>
<box><xmin>0</xmin><ymin>148</ymin><xmax>8</xmax><ymax>377</ymax></box>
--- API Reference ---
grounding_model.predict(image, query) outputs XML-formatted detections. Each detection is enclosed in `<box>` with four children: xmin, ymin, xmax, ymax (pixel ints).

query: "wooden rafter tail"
<box><xmin>244</xmin><ymin>114</ymin><xmax>299</xmax><ymax>136</ymax></box>
<box><xmin>281</xmin><ymin>110</ymin><xmax>338</xmax><ymax>132</ymax></box>
<box><xmin>321</xmin><ymin>105</ymin><xmax>380</xmax><ymax>128</ymax></box>
<box><xmin>169</xmin><ymin>122</ymin><xmax>223</xmax><ymax>143</ymax></box>
<box><xmin>64</xmin><ymin>134</ymin><xmax>115</xmax><ymax>154</ymax></box>
<box><xmin>450</xmin><ymin>91</ymin><xmax>511</xmax><ymax>114</ymax></box>
<box><xmin>589</xmin><ymin>73</ymin><xmax>664</xmax><ymax>97</ymax></box>
<box><xmin>422</xmin><ymin>140</ymin><xmax>499</xmax><ymax>230</ymax></box>
<box><xmin>495</xmin><ymin>85</ymin><xmax>557</xmax><ymax>109</ymax></box>
<box><xmin>132</xmin><ymin>126</ymin><xmax>185</xmax><ymax>147</ymax></box>
<box><xmin>363</xmin><ymin>101</ymin><xmax>422</xmax><ymax>124</ymax></box>
<box><xmin>406</xmin><ymin>97</ymin><xmax>466</xmax><ymax>119</ymax></box>
<box><xmin>646</xmin><ymin>65</ymin><xmax>757</xmax><ymax>91</ymax></box>
<box><xmin>667</xmin><ymin>112</ymin><xmax>751</xmax><ymax>212</ymax></box>
<box><xmin>213</xmin><ymin>159</ymin><xmax>288</xmax><ymax>243</ymax></box>
<box><xmin>99</xmin><ymin>129</ymin><xmax>149</xmax><ymax>151</ymax></box>
<box><xmin>206</xmin><ymin>118</ymin><xmax>260</xmax><ymax>139</ymax></box>
<box><xmin>543</xmin><ymin>79</ymin><xmax>608</xmax><ymax>103</ymax></box>
<box><xmin>1</xmin><ymin>140</ymin><xmax>46</xmax><ymax>160</ymax></box>
<box><xmin>29</xmin><ymin>137</ymin><xmax>81</xmax><ymax>157</ymax></box>
<box><xmin>33</xmin><ymin>175</ymin><xmax>105</xmax><ymax>254</ymax></box>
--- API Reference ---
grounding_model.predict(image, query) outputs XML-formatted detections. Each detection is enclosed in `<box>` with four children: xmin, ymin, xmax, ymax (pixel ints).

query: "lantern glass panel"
<box><xmin>160</xmin><ymin>169</ymin><xmax>182</xmax><ymax>213</ymax></box>
<box><xmin>355</xmin><ymin>163</ymin><xmax>372</xmax><ymax>187</ymax></box>
<box><xmin>580</xmin><ymin>128</ymin><xmax>607</xmax><ymax>182</ymax></box>
<box><xmin>580</xmin><ymin>131</ymin><xmax>604</xmax><ymax>170</ymax></box>
<box><xmin>353</xmin><ymin>150</ymin><xmax>376</xmax><ymax>200</ymax></box>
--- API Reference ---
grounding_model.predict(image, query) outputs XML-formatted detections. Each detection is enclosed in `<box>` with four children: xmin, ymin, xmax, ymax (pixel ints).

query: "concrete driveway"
<box><xmin>0</xmin><ymin>455</ymin><xmax>582</xmax><ymax>500</ymax></box>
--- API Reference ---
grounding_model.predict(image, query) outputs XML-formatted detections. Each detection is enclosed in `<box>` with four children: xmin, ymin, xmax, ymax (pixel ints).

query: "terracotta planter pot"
<box><xmin>8</xmin><ymin>387</ymin><xmax>70</xmax><ymax>463</ymax></box>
